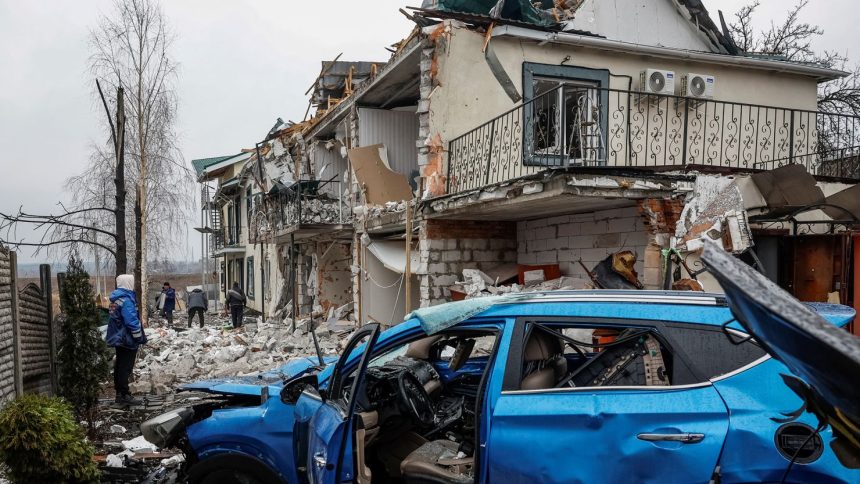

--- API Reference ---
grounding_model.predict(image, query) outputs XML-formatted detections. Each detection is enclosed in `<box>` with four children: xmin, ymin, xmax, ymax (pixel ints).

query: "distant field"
<box><xmin>17</xmin><ymin>272</ymin><xmax>205</xmax><ymax>296</ymax></box>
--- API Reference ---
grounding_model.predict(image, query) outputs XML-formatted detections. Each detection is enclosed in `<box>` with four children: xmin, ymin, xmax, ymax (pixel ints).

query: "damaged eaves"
<box><xmin>303</xmin><ymin>34</ymin><xmax>424</xmax><ymax>139</ymax></box>
<box><xmin>415</xmin><ymin>0</ymin><xmax>736</xmax><ymax>54</ymax></box>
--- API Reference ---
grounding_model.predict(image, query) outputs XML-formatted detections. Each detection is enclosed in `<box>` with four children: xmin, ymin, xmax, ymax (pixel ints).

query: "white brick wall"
<box><xmin>419</xmin><ymin>238</ymin><xmax>517</xmax><ymax>307</ymax></box>
<box><xmin>517</xmin><ymin>207</ymin><xmax>651</xmax><ymax>282</ymax></box>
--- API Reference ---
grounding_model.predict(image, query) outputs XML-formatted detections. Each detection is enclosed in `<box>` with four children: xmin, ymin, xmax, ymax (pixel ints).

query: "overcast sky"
<box><xmin>1</xmin><ymin>0</ymin><xmax>856</xmax><ymax>263</ymax></box>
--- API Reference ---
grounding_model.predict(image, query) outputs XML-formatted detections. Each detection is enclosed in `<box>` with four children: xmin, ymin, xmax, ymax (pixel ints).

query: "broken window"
<box><xmin>514</xmin><ymin>320</ymin><xmax>767</xmax><ymax>392</ymax></box>
<box><xmin>660</xmin><ymin>324</ymin><xmax>766</xmax><ymax>380</ymax></box>
<box><xmin>530</xmin><ymin>77</ymin><xmax>603</xmax><ymax>165</ymax></box>
<box><xmin>518</xmin><ymin>323</ymin><xmax>674</xmax><ymax>390</ymax></box>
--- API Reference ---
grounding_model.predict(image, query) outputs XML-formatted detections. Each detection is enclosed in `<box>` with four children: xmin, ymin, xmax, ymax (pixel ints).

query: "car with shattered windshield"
<box><xmin>142</xmin><ymin>290</ymin><xmax>860</xmax><ymax>483</ymax></box>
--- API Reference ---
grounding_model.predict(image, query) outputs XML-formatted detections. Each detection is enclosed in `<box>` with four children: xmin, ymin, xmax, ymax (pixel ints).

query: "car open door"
<box><xmin>293</xmin><ymin>324</ymin><xmax>381</xmax><ymax>484</ymax></box>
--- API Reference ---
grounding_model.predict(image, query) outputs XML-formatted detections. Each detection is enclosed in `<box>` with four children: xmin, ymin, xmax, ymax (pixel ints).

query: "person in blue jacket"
<box><xmin>107</xmin><ymin>274</ymin><xmax>147</xmax><ymax>406</ymax></box>
<box><xmin>158</xmin><ymin>282</ymin><xmax>177</xmax><ymax>326</ymax></box>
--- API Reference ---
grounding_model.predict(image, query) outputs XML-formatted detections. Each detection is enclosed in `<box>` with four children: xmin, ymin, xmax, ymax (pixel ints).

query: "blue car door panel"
<box><xmin>488</xmin><ymin>386</ymin><xmax>729</xmax><ymax>483</ymax></box>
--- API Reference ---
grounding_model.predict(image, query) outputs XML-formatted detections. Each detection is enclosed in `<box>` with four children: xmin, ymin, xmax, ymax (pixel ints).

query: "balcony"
<box><xmin>210</xmin><ymin>225</ymin><xmax>244</xmax><ymax>257</ymax></box>
<box><xmin>446</xmin><ymin>85</ymin><xmax>860</xmax><ymax>195</ymax></box>
<box><xmin>254</xmin><ymin>180</ymin><xmax>353</xmax><ymax>242</ymax></box>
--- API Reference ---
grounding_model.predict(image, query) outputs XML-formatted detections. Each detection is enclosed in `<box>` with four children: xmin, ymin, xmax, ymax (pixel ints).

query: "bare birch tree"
<box><xmin>729</xmin><ymin>0</ymin><xmax>860</xmax><ymax>116</ymax></box>
<box><xmin>90</xmin><ymin>0</ymin><xmax>192</xmax><ymax>322</ymax></box>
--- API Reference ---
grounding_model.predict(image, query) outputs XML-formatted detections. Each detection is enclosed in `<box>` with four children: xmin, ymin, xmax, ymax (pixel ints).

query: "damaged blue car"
<box><xmin>141</xmin><ymin>291</ymin><xmax>860</xmax><ymax>483</ymax></box>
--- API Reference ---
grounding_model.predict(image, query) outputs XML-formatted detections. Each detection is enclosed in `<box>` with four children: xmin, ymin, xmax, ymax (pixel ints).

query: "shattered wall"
<box><xmin>419</xmin><ymin>220</ymin><xmax>518</xmax><ymax>306</ymax></box>
<box><xmin>317</xmin><ymin>242</ymin><xmax>353</xmax><ymax>315</ymax></box>
<box><xmin>358</xmin><ymin>108</ymin><xmax>421</xmax><ymax>188</ymax></box>
<box><xmin>516</xmin><ymin>207</ymin><xmax>652</xmax><ymax>287</ymax></box>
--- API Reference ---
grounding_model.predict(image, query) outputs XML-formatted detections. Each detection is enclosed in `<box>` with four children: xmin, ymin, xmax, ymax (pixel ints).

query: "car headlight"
<box><xmin>140</xmin><ymin>408</ymin><xmax>194</xmax><ymax>449</ymax></box>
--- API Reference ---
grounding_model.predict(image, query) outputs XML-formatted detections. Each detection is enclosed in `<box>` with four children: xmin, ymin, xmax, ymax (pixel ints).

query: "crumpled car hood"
<box><xmin>182</xmin><ymin>356</ymin><xmax>338</xmax><ymax>397</ymax></box>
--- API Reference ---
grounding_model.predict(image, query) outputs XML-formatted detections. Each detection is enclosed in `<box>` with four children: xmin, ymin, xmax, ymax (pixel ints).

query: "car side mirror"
<box><xmin>280</xmin><ymin>374</ymin><xmax>320</xmax><ymax>404</ymax></box>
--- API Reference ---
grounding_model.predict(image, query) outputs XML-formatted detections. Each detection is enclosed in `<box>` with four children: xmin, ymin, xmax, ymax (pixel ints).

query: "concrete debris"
<box><xmin>450</xmin><ymin>267</ymin><xmax>589</xmax><ymax>299</ymax></box>
<box><xmin>302</xmin><ymin>196</ymin><xmax>349</xmax><ymax>224</ymax></box>
<box><xmin>677</xmin><ymin>175</ymin><xmax>753</xmax><ymax>255</ymax></box>
<box><xmin>160</xmin><ymin>454</ymin><xmax>186</xmax><ymax>469</ymax></box>
<box><xmin>105</xmin><ymin>453</ymin><xmax>130</xmax><ymax>468</ymax></box>
<box><xmin>133</xmin><ymin>313</ymin><xmax>353</xmax><ymax>395</ymax></box>
<box><xmin>363</xmin><ymin>200</ymin><xmax>410</xmax><ymax>219</ymax></box>
<box><xmin>122</xmin><ymin>435</ymin><xmax>158</xmax><ymax>453</ymax></box>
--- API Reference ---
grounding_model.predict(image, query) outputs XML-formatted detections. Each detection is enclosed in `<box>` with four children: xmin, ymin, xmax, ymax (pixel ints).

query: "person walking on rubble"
<box><xmin>226</xmin><ymin>282</ymin><xmax>247</xmax><ymax>329</ymax></box>
<box><xmin>187</xmin><ymin>287</ymin><xmax>208</xmax><ymax>328</ymax></box>
<box><xmin>107</xmin><ymin>274</ymin><xmax>147</xmax><ymax>406</ymax></box>
<box><xmin>157</xmin><ymin>282</ymin><xmax>176</xmax><ymax>326</ymax></box>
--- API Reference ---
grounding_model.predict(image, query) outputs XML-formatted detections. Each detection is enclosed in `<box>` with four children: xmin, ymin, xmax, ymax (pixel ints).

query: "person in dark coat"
<box><xmin>107</xmin><ymin>274</ymin><xmax>147</xmax><ymax>406</ymax></box>
<box><xmin>187</xmin><ymin>288</ymin><xmax>208</xmax><ymax>328</ymax></box>
<box><xmin>158</xmin><ymin>282</ymin><xmax>176</xmax><ymax>325</ymax></box>
<box><xmin>226</xmin><ymin>282</ymin><xmax>247</xmax><ymax>329</ymax></box>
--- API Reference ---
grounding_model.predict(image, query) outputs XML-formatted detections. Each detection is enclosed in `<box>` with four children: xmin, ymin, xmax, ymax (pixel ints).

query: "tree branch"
<box><xmin>1</xmin><ymin>239</ymin><xmax>117</xmax><ymax>259</ymax></box>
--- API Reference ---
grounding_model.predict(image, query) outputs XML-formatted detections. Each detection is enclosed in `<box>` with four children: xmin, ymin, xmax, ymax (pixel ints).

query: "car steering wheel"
<box><xmin>397</xmin><ymin>372</ymin><xmax>436</xmax><ymax>427</ymax></box>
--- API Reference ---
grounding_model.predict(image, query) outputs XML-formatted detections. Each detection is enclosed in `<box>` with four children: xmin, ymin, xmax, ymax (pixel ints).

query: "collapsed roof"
<box><xmin>310</xmin><ymin>61</ymin><xmax>385</xmax><ymax>108</ymax></box>
<box><xmin>419</xmin><ymin>0</ymin><xmax>576</xmax><ymax>27</ymax></box>
<box><xmin>419</xmin><ymin>0</ymin><xmax>739</xmax><ymax>54</ymax></box>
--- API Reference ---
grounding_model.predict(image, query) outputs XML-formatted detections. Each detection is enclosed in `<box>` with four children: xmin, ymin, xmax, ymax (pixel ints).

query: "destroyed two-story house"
<box><xmin>197</xmin><ymin>0</ymin><xmax>860</xmax><ymax>335</ymax></box>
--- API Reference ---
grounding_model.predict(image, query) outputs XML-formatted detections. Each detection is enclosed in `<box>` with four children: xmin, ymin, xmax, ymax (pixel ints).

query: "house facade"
<box><xmin>194</xmin><ymin>0</ymin><xmax>860</xmax><ymax>334</ymax></box>
<box><xmin>193</xmin><ymin>151</ymin><xmax>278</xmax><ymax>316</ymax></box>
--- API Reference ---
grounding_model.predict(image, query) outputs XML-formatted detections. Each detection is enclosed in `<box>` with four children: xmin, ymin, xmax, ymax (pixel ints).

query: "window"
<box><xmin>246</xmin><ymin>256</ymin><xmax>255</xmax><ymax>300</ymax></box>
<box><xmin>520</xmin><ymin>324</ymin><xmax>676</xmax><ymax>390</ymax></box>
<box><xmin>660</xmin><ymin>324</ymin><xmax>766</xmax><ymax>380</ymax></box>
<box><xmin>523</xmin><ymin>64</ymin><xmax>609</xmax><ymax>167</ymax></box>
<box><xmin>509</xmin><ymin>320</ymin><xmax>768</xmax><ymax>392</ymax></box>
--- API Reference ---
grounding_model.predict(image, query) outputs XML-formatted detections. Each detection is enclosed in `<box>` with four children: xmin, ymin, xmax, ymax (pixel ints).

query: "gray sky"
<box><xmin>0</xmin><ymin>0</ymin><xmax>856</xmax><ymax>263</ymax></box>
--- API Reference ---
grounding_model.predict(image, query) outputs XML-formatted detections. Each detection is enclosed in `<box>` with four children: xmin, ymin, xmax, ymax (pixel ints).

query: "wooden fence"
<box><xmin>0</xmin><ymin>246</ymin><xmax>56</xmax><ymax>405</ymax></box>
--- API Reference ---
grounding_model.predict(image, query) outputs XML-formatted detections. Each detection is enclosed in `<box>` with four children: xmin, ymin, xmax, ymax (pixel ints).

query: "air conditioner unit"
<box><xmin>683</xmin><ymin>73</ymin><xmax>716</xmax><ymax>99</ymax></box>
<box><xmin>640</xmin><ymin>69</ymin><xmax>676</xmax><ymax>95</ymax></box>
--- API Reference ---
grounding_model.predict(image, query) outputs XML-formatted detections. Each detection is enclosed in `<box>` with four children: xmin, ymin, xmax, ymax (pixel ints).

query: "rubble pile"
<box><xmin>302</xmin><ymin>195</ymin><xmax>350</xmax><ymax>224</ymax></box>
<box><xmin>94</xmin><ymin>392</ymin><xmax>214</xmax><ymax>482</ymax></box>
<box><xmin>357</xmin><ymin>200</ymin><xmax>409</xmax><ymax>220</ymax></box>
<box><xmin>133</xmin><ymin>314</ymin><xmax>352</xmax><ymax>395</ymax></box>
<box><xmin>450</xmin><ymin>267</ymin><xmax>590</xmax><ymax>299</ymax></box>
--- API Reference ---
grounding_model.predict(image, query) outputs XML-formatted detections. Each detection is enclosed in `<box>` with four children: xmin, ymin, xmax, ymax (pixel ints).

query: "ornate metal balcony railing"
<box><xmin>210</xmin><ymin>225</ymin><xmax>243</xmax><ymax>254</ymax></box>
<box><xmin>254</xmin><ymin>179</ymin><xmax>352</xmax><ymax>240</ymax></box>
<box><xmin>447</xmin><ymin>84</ymin><xmax>860</xmax><ymax>194</ymax></box>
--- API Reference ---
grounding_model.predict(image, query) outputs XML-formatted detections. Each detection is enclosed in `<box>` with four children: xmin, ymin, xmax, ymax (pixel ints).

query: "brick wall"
<box><xmin>516</xmin><ymin>207</ymin><xmax>655</xmax><ymax>287</ymax></box>
<box><xmin>418</xmin><ymin>220</ymin><xmax>517</xmax><ymax>306</ymax></box>
<box><xmin>637</xmin><ymin>198</ymin><xmax>685</xmax><ymax>289</ymax></box>
<box><xmin>295</xmin><ymin>245</ymin><xmax>315</xmax><ymax>316</ymax></box>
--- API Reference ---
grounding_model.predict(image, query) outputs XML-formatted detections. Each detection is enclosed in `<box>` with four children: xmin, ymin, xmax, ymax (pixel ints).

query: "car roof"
<box><xmin>395</xmin><ymin>290</ymin><xmax>853</xmax><ymax>333</ymax></box>
<box><xmin>323</xmin><ymin>291</ymin><xmax>854</xmax><ymax>382</ymax></box>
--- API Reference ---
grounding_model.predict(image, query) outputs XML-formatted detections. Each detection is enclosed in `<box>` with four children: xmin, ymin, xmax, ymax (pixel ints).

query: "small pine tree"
<box><xmin>0</xmin><ymin>394</ymin><xmax>100</xmax><ymax>483</ymax></box>
<box><xmin>57</xmin><ymin>256</ymin><xmax>110</xmax><ymax>433</ymax></box>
